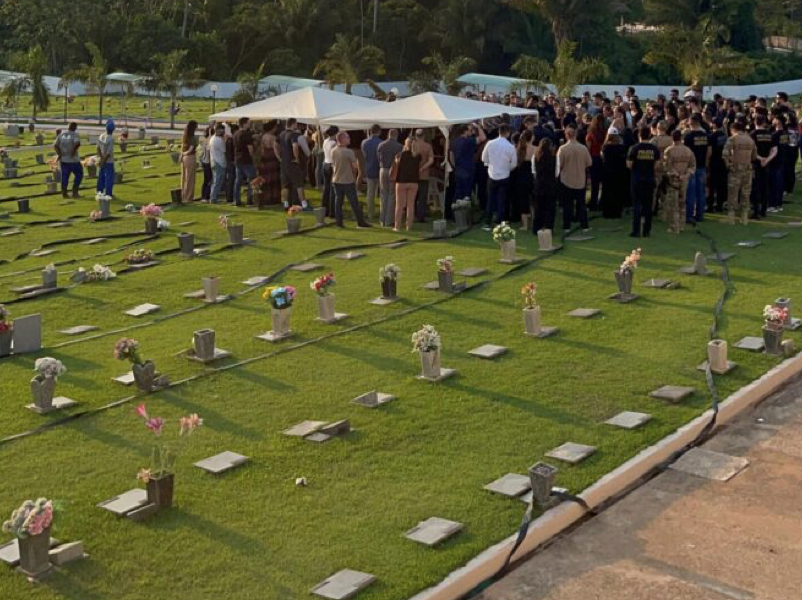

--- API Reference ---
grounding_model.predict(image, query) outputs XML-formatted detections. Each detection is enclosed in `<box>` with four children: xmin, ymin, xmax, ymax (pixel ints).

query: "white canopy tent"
<box><xmin>208</xmin><ymin>87</ymin><xmax>382</xmax><ymax>124</ymax></box>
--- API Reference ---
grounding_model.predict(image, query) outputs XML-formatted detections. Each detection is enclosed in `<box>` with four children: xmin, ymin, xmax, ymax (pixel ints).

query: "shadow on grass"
<box><xmin>222</xmin><ymin>367</ymin><xmax>297</xmax><ymax>394</ymax></box>
<box><xmin>72</xmin><ymin>419</ymin><xmax>152</xmax><ymax>457</ymax></box>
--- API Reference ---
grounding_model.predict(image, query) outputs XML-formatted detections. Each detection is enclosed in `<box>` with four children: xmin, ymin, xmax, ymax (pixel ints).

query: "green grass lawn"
<box><xmin>0</xmin><ymin>137</ymin><xmax>800</xmax><ymax>600</ymax></box>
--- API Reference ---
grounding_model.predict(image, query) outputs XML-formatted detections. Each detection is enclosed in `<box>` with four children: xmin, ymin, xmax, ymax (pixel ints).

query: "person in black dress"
<box><xmin>532</xmin><ymin>138</ymin><xmax>557</xmax><ymax>232</ymax></box>
<box><xmin>600</xmin><ymin>132</ymin><xmax>628</xmax><ymax>219</ymax></box>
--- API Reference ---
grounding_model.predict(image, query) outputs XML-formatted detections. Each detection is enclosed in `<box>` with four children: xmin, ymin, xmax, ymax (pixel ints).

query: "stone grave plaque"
<box><xmin>283</xmin><ymin>420</ymin><xmax>327</xmax><ymax>437</ymax></box>
<box><xmin>669</xmin><ymin>448</ymin><xmax>749</xmax><ymax>482</ymax></box>
<box><xmin>188</xmin><ymin>347</ymin><xmax>231</xmax><ymax>363</ymax></box>
<box><xmin>458</xmin><ymin>267</ymin><xmax>488</xmax><ymax>277</ymax></box>
<box><xmin>317</xmin><ymin>312</ymin><xmax>349</xmax><ymax>324</ymax></box>
<box><xmin>47</xmin><ymin>222</ymin><xmax>72</xmax><ymax>228</ymax></box>
<box><xmin>526</xmin><ymin>326</ymin><xmax>559</xmax><ymax>339</ymax></box>
<box><xmin>421</xmin><ymin>281</ymin><xmax>440</xmax><ymax>291</ymax></box>
<box><xmin>49</xmin><ymin>541</ymin><xmax>87</xmax><ymax>566</ymax></box>
<box><xmin>124</xmin><ymin>303</ymin><xmax>160</xmax><ymax>317</ymax></box>
<box><xmin>605</xmin><ymin>411</ymin><xmax>652</xmax><ymax>430</ymax></box>
<box><xmin>382</xmin><ymin>241</ymin><xmax>407</xmax><ymax>249</ymax></box>
<box><xmin>305</xmin><ymin>432</ymin><xmax>332</xmax><ymax>443</ymax></box>
<box><xmin>59</xmin><ymin>325</ymin><xmax>99</xmax><ymax>336</ymax></box>
<box><xmin>319</xmin><ymin>419</ymin><xmax>351</xmax><ymax>436</ymax></box>
<box><xmin>256</xmin><ymin>331</ymin><xmax>293</xmax><ymax>343</ymax></box>
<box><xmin>788</xmin><ymin>221</ymin><xmax>802</xmax><ymax>228</ymax></box>
<box><xmin>735</xmin><ymin>240</ymin><xmax>761</xmax><ymax>248</ymax></box>
<box><xmin>0</xmin><ymin>537</ymin><xmax>60</xmax><ymax>567</ymax></box>
<box><xmin>649</xmin><ymin>385</ymin><xmax>695</xmax><ymax>403</ymax></box>
<box><xmin>0</xmin><ymin>229</ymin><xmax>22</xmax><ymax>237</ymax></box>
<box><xmin>20</xmin><ymin>287</ymin><xmax>61</xmax><ymax>300</ymax></box>
<box><xmin>697</xmin><ymin>360</ymin><xmax>737</xmax><ymax>375</ymax></box>
<box><xmin>368</xmin><ymin>297</ymin><xmax>397</xmax><ymax>306</ymax></box>
<box><xmin>405</xmin><ymin>517</ymin><xmax>463</xmax><ymax>547</ymax></box>
<box><xmin>565</xmin><ymin>234</ymin><xmax>594</xmax><ymax>242</ymax></box>
<box><xmin>176</xmin><ymin>221</ymin><xmax>196</xmax><ymax>227</ymax></box>
<box><xmin>763</xmin><ymin>231</ymin><xmax>788</xmax><ymax>239</ymax></box>
<box><xmin>416</xmin><ymin>368</ymin><xmax>458</xmax><ymax>383</ymax></box>
<box><xmin>10</xmin><ymin>284</ymin><xmax>40</xmax><ymax>295</ymax></box>
<box><xmin>734</xmin><ymin>337</ymin><xmax>765</xmax><ymax>352</ymax></box>
<box><xmin>27</xmin><ymin>396</ymin><xmax>78</xmax><ymax>414</ymax></box>
<box><xmin>335</xmin><ymin>252</ymin><xmax>365</xmax><ymax>260</ymax></box>
<box><xmin>30</xmin><ymin>249</ymin><xmax>57</xmax><ymax>257</ymax></box>
<box><xmin>290</xmin><ymin>263</ymin><xmax>323</xmax><ymax>272</ymax></box>
<box><xmin>194</xmin><ymin>451</ymin><xmax>249</xmax><ymax>474</ymax></box>
<box><xmin>12</xmin><ymin>314</ymin><xmax>42</xmax><ymax>353</ymax></box>
<box><xmin>546</xmin><ymin>442</ymin><xmax>597</xmax><ymax>464</ymax></box>
<box><xmin>643</xmin><ymin>279</ymin><xmax>673</xmax><ymax>289</ymax></box>
<box><xmin>353</xmin><ymin>391</ymin><xmax>396</xmax><ymax>408</ymax></box>
<box><xmin>468</xmin><ymin>344</ymin><xmax>508</xmax><ymax>359</ymax></box>
<box><xmin>787</xmin><ymin>318</ymin><xmax>802</xmax><ymax>331</ymax></box>
<box><xmin>608</xmin><ymin>292</ymin><xmax>639</xmax><ymax>303</ymax></box>
<box><xmin>126</xmin><ymin>261</ymin><xmax>159</xmax><ymax>271</ymax></box>
<box><xmin>242</xmin><ymin>276</ymin><xmax>269</xmax><ymax>286</ymax></box>
<box><xmin>126</xmin><ymin>503</ymin><xmax>159</xmax><ymax>522</ymax></box>
<box><xmin>83</xmin><ymin>238</ymin><xmax>107</xmax><ymax>245</ymax></box>
<box><xmin>311</xmin><ymin>569</ymin><xmax>377</xmax><ymax>600</ymax></box>
<box><xmin>567</xmin><ymin>308</ymin><xmax>601</xmax><ymax>319</ymax></box>
<box><xmin>706</xmin><ymin>252</ymin><xmax>735</xmax><ymax>261</ymax></box>
<box><xmin>184</xmin><ymin>290</ymin><xmax>206</xmax><ymax>299</ymax></box>
<box><xmin>113</xmin><ymin>372</ymin><xmax>135</xmax><ymax>386</ymax></box>
<box><xmin>484</xmin><ymin>473</ymin><xmax>531</xmax><ymax>498</ymax></box>
<box><xmin>96</xmin><ymin>489</ymin><xmax>148</xmax><ymax>516</ymax></box>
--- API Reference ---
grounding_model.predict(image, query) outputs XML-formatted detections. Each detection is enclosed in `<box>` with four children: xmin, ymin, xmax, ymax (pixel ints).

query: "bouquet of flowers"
<box><xmin>2</xmin><ymin>499</ymin><xmax>54</xmax><ymax>538</ymax></box>
<box><xmin>310</xmin><ymin>273</ymin><xmax>336</xmax><ymax>296</ymax></box>
<box><xmin>88</xmin><ymin>210</ymin><xmax>103</xmax><ymax>222</ymax></box>
<box><xmin>218</xmin><ymin>214</ymin><xmax>237</xmax><ymax>230</ymax></box>
<box><xmin>619</xmin><ymin>248</ymin><xmax>642</xmax><ymax>274</ymax></box>
<box><xmin>85</xmin><ymin>264</ymin><xmax>116</xmax><ymax>282</ymax></box>
<box><xmin>411</xmin><ymin>325</ymin><xmax>441</xmax><ymax>353</ymax></box>
<box><xmin>493</xmin><ymin>222</ymin><xmax>516</xmax><ymax>242</ymax></box>
<box><xmin>287</xmin><ymin>205</ymin><xmax>303</xmax><ymax>217</ymax></box>
<box><xmin>34</xmin><ymin>357</ymin><xmax>66</xmax><ymax>379</ymax></box>
<box><xmin>135</xmin><ymin>404</ymin><xmax>203</xmax><ymax>482</ymax></box>
<box><xmin>43</xmin><ymin>263</ymin><xmax>56</xmax><ymax>275</ymax></box>
<box><xmin>764</xmin><ymin>305</ymin><xmax>788</xmax><ymax>328</ymax></box>
<box><xmin>522</xmin><ymin>282</ymin><xmax>538</xmax><ymax>309</ymax></box>
<box><xmin>263</xmin><ymin>286</ymin><xmax>296</xmax><ymax>310</ymax></box>
<box><xmin>251</xmin><ymin>176</ymin><xmax>266</xmax><ymax>193</ymax></box>
<box><xmin>114</xmin><ymin>338</ymin><xmax>144</xmax><ymax>365</ymax></box>
<box><xmin>437</xmin><ymin>256</ymin><xmax>454</xmax><ymax>272</ymax></box>
<box><xmin>379</xmin><ymin>264</ymin><xmax>401</xmax><ymax>282</ymax></box>
<box><xmin>82</xmin><ymin>156</ymin><xmax>98</xmax><ymax>168</ymax></box>
<box><xmin>139</xmin><ymin>203</ymin><xmax>163</xmax><ymax>219</ymax></box>
<box><xmin>125</xmin><ymin>248</ymin><xmax>154</xmax><ymax>264</ymax></box>
<box><xmin>0</xmin><ymin>304</ymin><xmax>11</xmax><ymax>333</ymax></box>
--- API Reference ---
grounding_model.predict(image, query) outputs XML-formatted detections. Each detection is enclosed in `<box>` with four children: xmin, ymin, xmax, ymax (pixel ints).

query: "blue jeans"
<box><xmin>685</xmin><ymin>168</ymin><xmax>706</xmax><ymax>222</ymax></box>
<box><xmin>211</xmin><ymin>164</ymin><xmax>226</xmax><ymax>203</ymax></box>
<box><xmin>334</xmin><ymin>182</ymin><xmax>367</xmax><ymax>226</ymax></box>
<box><xmin>454</xmin><ymin>169</ymin><xmax>475</xmax><ymax>200</ymax></box>
<box><xmin>234</xmin><ymin>163</ymin><xmax>256</xmax><ymax>206</ymax></box>
<box><xmin>485</xmin><ymin>177</ymin><xmax>509</xmax><ymax>224</ymax></box>
<box><xmin>96</xmin><ymin>162</ymin><xmax>114</xmax><ymax>196</ymax></box>
<box><xmin>61</xmin><ymin>162</ymin><xmax>83</xmax><ymax>191</ymax></box>
<box><xmin>769</xmin><ymin>166</ymin><xmax>784</xmax><ymax>208</ymax></box>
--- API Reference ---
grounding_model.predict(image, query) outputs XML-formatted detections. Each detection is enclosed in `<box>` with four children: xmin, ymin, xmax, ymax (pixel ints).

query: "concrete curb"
<box><xmin>409</xmin><ymin>351</ymin><xmax>802</xmax><ymax>600</ymax></box>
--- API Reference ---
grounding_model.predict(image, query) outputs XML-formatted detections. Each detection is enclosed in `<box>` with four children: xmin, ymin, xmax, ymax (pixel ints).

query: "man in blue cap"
<box><xmin>96</xmin><ymin>120</ymin><xmax>116</xmax><ymax>199</ymax></box>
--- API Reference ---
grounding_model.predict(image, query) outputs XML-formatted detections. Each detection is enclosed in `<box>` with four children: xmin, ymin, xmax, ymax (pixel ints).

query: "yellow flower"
<box><xmin>262</xmin><ymin>287</ymin><xmax>277</xmax><ymax>301</ymax></box>
<box><xmin>137</xmin><ymin>468</ymin><xmax>152</xmax><ymax>483</ymax></box>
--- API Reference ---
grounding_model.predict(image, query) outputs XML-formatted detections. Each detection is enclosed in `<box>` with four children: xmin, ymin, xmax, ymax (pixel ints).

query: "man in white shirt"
<box><xmin>481</xmin><ymin>124</ymin><xmax>517</xmax><ymax>229</ymax></box>
<box><xmin>321</xmin><ymin>126</ymin><xmax>339</xmax><ymax>217</ymax></box>
<box><xmin>209</xmin><ymin>124</ymin><xmax>227</xmax><ymax>204</ymax></box>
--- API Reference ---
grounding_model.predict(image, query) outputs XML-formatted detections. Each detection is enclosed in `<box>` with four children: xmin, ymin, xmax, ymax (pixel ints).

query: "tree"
<box><xmin>512</xmin><ymin>39</ymin><xmax>610</xmax><ymax>98</ymax></box>
<box><xmin>409</xmin><ymin>53</ymin><xmax>476</xmax><ymax>95</ymax></box>
<box><xmin>233</xmin><ymin>63</ymin><xmax>266</xmax><ymax>107</ymax></box>
<box><xmin>71</xmin><ymin>43</ymin><xmax>109</xmax><ymax>124</ymax></box>
<box><xmin>504</xmin><ymin>0</ymin><xmax>625</xmax><ymax>47</ymax></box>
<box><xmin>148</xmin><ymin>50</ymin><xmax>204</xmax><ymax>129</ymax></box>
<box><xmin>313</xmin><ymin>34</ymin><xmax>385</xmax><ymax>94</ymax></box>
<box><xmin>6</xmin><ymin>45</ymin><xmax>50</xmax><ymax>119</ymax></box>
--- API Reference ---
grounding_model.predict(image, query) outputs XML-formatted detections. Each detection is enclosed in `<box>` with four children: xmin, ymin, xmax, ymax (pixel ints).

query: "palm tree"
<box><xmin>149</xmin><ymin>50</ymin><xmax>204</xmax><ymax>129</ymax></box>
<box><xmin>512</xmin><ymin>40</ymin><xmax>610</xmax><ymax>98</ymax></box>
<box><xmin>313</xmin><ymin>34</ymin><xmax>385</xmax><ymax>94</ymax></box>
<box><xmin>6</xmin><ymin>46</ymin><xmax>50</xmax><ymax>119</ymax></box>
<box><xmin>504</xmin><ymin>0</ymin><xmax>625</xmax><ymax>47</ymax></box>
<box><xmin>409</xmin><ymin>53</ymin><xmax>476</xmax><ymax>95</ymax></box>
<box><xmin>71</xmin><ymin>43</ymin><xmax>108</xmax><ymax>124</ymax></box>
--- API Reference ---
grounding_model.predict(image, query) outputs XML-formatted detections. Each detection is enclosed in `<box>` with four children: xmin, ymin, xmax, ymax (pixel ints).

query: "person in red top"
<box><xmin>586</xmin><ymin>114</ymin><xmax>606</xmax><ymax>210</ymax></box>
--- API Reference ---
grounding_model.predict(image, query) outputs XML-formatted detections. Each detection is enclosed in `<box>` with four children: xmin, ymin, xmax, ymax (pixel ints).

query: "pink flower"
<box><xmin>179</xmin><ymin>413</ymin><xmax>203</xmax><ymax>436</ymax></box>
<box><xmin>135</xmin><ymin>403</ymin><xmax>148</xmax><ymax>420</ymax></box>
<box><xmin>145</xmin><ymin>417</ymin><xmax>164</xmax><ymax>435</ymax></box>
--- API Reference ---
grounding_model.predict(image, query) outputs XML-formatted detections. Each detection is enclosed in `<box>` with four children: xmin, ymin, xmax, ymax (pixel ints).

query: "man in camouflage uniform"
<box><xmin>662</xmin><ymin>130</ymin><xmax>696</xmax><ymax>233</ymax></box>
<box><xmin>723</xmin><ymin>120</ymin><xmax>757</xmax><ymax>225</ymax></box>
<box><xmin>651</xmin><ymin>120</ymin><xmax>673</xmax><ymax>221</ymax></box>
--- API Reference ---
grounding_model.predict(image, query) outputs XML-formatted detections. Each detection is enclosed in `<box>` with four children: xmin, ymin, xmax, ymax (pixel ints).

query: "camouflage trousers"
<box><xmin>727</xmin><ymin>167</ymin><xmax>752</xmax><ymax>224</ymax></box>
<box><xmin>664</xmin><ymin>175</ymin><xmax>687</xmax><ymax>233</ymax></box>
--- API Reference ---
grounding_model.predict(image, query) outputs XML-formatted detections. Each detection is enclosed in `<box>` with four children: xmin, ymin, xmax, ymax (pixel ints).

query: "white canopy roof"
<box><xmin>209</xmin><ymin>87</ymin><xmax>382</xmax><ymax>124</ymax></box>
<box><xmin>320</xmin><ymin>92</ymin><xmax>538</xmax><ymax>130</ymax></box>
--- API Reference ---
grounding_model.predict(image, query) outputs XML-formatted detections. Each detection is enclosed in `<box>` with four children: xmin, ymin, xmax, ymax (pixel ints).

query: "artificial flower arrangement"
<box><xmin>82</xmin><ymin>264</ymin><xmax>116</xmax><ymax>282</ymax></box>
<box><xmin>139</xmin><ymin>203</ymin><xmax>163</xmax><ymax>219</ymax></box>
<box><xmin>124</xmin><ymin>203</ymin><xmax>137</xmax><ymax>212</ymax></box>
<box><xmin>135</xmin><ymin>404</ymin><xmax>203</xmax><ymax>483</ymax></box>
<box><xmin>0</xmin><ymin>304</ymin><xmax>12</xmax><ymax>333</ymax></box>
<box><xmin>34</xmin><ymin>357</ymin><xmax>67</xmax><ymax>379</ymax></box>
<box><xmin>522</xmin><ymin>282</ymin><xmax>538</xmax><ymax>309</ymax></box>
<box><xmin>262</xmin><ymin>286</ymin><xmax>296</xmax><ymax>310</ymax></box>
<box><xmin>88</xmin><ymin>210</ymin><xmax>103</xmax><ymax>222</ymax></box>
<box><xmin>125</xmin><ymin>248</ymin><xmax>155</xmax><ymax>264</ymax></box>
<box><xmin>287</xmin><ymin>205</ymin><xmax>303</xmax><ymax>217</ymax></box>
<box><xmin>82</xmin><ymin>155</ymin><xmax>98</xmax><ymax>168</ymax></box>
<box><xmin>379</xmin><ymin>264</ymin><xmax>401</xmax><ymax>282</ymax></box>
<box><xmin>114</xmin><ymin>338</ymin><xmax>144</xmax><ymax>365</ymax></box>
<box><xmin>2</xmin><ymin>499</ymin><xmax>54</xmax><ymax>538</ymax></box>
<box><xmin>492</xmin><ymin>221</ymin><xmax>516</xmax><ymax>242</ymax></box>
<box><xmin>218</xmin><ymin>214</ymin><xmax>238</xmax><ymax>229</ymax></box>
<box><xmin>619</xmin><ymin>248</ymin><xmax>642</xmax><ymax>274</ymax></box>
<box><xmin>764</xmin><ymin>305</ymin><xmax>788</xmax><ymax>329</ymax></box>
<box><xmin>251</xmin><ymin>176</ymin><xmax>266</xmax><ymax>192</ymax></box>
<box><xmin>411</xmin><ymin>324</ymin><xmax>441</xmax><ymax>353</ymax></box>
<box><xmin>310</xmin><ymin>273</ymin><xmax>336</xmax><ymax>296</ymax></box>
<box><xmin>437</xmin><ymin>256</ymin><xmax>454</xmax><ymax>272</ymax></box>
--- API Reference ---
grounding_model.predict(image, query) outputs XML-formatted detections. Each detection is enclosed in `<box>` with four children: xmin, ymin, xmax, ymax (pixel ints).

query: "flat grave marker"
<box><xmin>649</xmin><ymin>385</ymin><xmax>695</xmax><ymax>403</ymax></box>
<box><xmin>0</xmin><ymin>537</ymin><xmax>60</xmax><ymax>567</ymax></box>
<box><xmin>468</xmin><ymin>344</ymin><xmax>508</xmax><ymax>359</ymax></box>
<box><xmin>124</xmin><ymin>303</ymin><xmax>160</xmax><ymax>317</ymax></box>
<box><xmin>59</xmin><ymin>325</ymin><xmax>99</xmax><ymax>336</ymax></box>
<box><xmin>283</xmin><ymin>420</ymin><xmax>327</xmax><ymax>437</ymax></box>
<box><xmin>113</xmin><ymin>372</ymin><xmax>135</xmax><ymax>386</ymax></box>
<box><xmin>311</xmin><ymin>569</ymin><xmax>377</xmax><ymax>600</ymax></box>
<box><xmin>484</xmin><ymin>473</ymin><xmax>531</xmax><ymax>498</ymax></box>
<box><xmin>405</xmin><ymin>517</ymin><xmax>463</xmax><ymax>547</ymax></box>
<box><xmin>335</xmin><ymin>251</ymin><xmax>365</xmax><ymax>260</ymax></box>
<box><xmin>194</xmin><ymin>451</ymin><xmax>250</xmax><ymax>475</ymax></box>
<box><xmin>735</xmin><ymin>240</ymin><xmax>762</xmax><ymax>248</ymax></box>
<box><xmin>605</xmin><ymin>411</ymin><xmax>652</xmax><ymax>430</ymax></box>
<box><xmin>353</xmin><ymin>391</ymin><xmax>396</xmax><ymax>408</ymax></box>
<box><xmin>643</xmin><ymin>279</ymin><xmax>673</xmax><ymax>289</ymax></box>
<box><xmin>567</xmin><ymin>308</ymin><xmax>601</xmax><ymax>319</ymax></box>
<box><xmin>290</xmin><ymin>263</ymin><xmax>323</xmax><ymax>272</ymax></box>
<box><xmin>458</xmin><ymin>267</ymin><xmax>488</xmax><ymax>278</ymax></box>
<box><xmin>26</xmin><ymin>396</ymin><xmax>78</xmax><ymax>414</ymax></box>
<box><xmin>96</xmin><ymin>489</ymin><xmax>148</xmax><ymax>517</ymax></box>
<box><xmin>545</xmin><ymin>442</ymin><xmax>597</xmax><ymax>464</ymax></box>
<box><xmin>242</xmin><ymin>276</ymin><xmax>270</xmax><ymax>286</ymax></box>
<box><xmin>734</xmin><ymin>337</ymin><xmax>765</xmax><ymax>352</ymax></box>
<box><xmin>762</xmin><ymin>231</ymin><xmax>788</xmax><ymax>239</ymax></box>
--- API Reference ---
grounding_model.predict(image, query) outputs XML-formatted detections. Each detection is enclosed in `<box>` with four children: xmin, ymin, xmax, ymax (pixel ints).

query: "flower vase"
<box><xmin>537</xmin><ymin>229</ymin><xmax>554</xmax><ymax>251</ymax></box>
<box><xmin>17</xmin><ymin>199</ymin><xmax>30</xmax><ymax>213</ymax></box>
<box><xmin>313</xmin><ymin>207</ymin><xmax>326</xmax><ymax>226</ymax></box>
<box><xmin>707</xmin><ymin>339</ymin><xmax>729</xmax><ymax>372</ymax></box>
<box><xmin>114</xmin><ymin>172</ymin><xmax>123</xmax><ymax>184</ymax></box>
<box><xmin>35</xmin><ymin>134</ymin><xmax>45</xmax><ymax>145</ymax></box>
<box><xmin>523</xmin><ymin>306</ymin><xmax>542</xmax><ymax>336</ymax></box>
<box><xmin>120</xmin><ymin>142</ymin><xmax>128</xmax><ymax>153</ymax></box>
<box><xmin>98</xmin><ymin>197</ymin><xmax>111</xmax><ymax>219</ymax></box>
<box><xmin>132</xmin><ymin>360</ymin><xmax>157</xmax><ymax>392</ymax></box>
<box><xmin>17</xmin><ymin>526</ymin><xmax>52</xmax><ymax>579</ymax></box>
<box><xmin>454</xmin><ymin>208</ymin><xmax>469</xmax><ymax>229</ymax></box>
<box><xmin>774</xmin><ymin>298</ymin><xmax>792</xmax><ymax>327</ymax></box>
<box><xmin>528</xmin><ymin>462</ymin><xmax>558</xmax><ymax>507</ymax></box>
<box><xmin>227</xmin><ymin>224</ymin><xmax>244</xmax><ymax>245</ymax></box>
<box><xmin>271</xmin><ymin>307</ymin><xmax>292</xmax><ymax>336</ymax></box>
<box><xmin>41</xmin><ymin>269</ymin><xmax>57</xmax><ymax>289</ymax></box>
<box><xmin>381</xmin><ymin>279</ymin><xmax>397</xmax><ymax>300</ymax></box>
<box><xmin>193</xmin><ymin>329</ymin><xmax>216</xmax><ymax>362</ymax></box>
<box><xmin>178</xmin><ymin>232</ymin><xmax>194</xmax><ymax>256</ymax></box>
<box><xmin>500</xmin><ymin>240</ymin><xmax>517</xmax><ymax>262</ymax></box>
<box><xmin>419</xmin><ymin>349</ymin><xmax>441</xmax><ymax>379</ymax></box>
<box><xmin>202</xmin><ymin>277</ymin><xmax>220</xmax><ymax>302</ymax></box>
<box><xmin>144</xmin><ymin>217</ymin><xmax>158</xmax><ymax>234</ymax></box>
<box><xmin>762</xmin><ymin>324</ymin><xmax>784</xmax><ymax>356</ymax></box>
<box><xmin>0</xmin><ymin>329</ymin><xmax>12</xmax><ymax>357</ymax></box>
<box><xmin>286</xmin><ymin>217</ymin><xmax>302</xmax><ymax>234</ymax></box>
<box><xmin>170</xmin><ymin>152</ymin><xmax>180</xmax><ymax>164</ymax></box>
<box><xmin>146</xmin><ymin>473</ymin><xmax>174</xmax><ymax>509</ymax></box>
<box><xmin>30</xmin><ymin>375</ymin><xmax>56</xmax><ymax>412</ymax></box>
<box><xmin>170</xmin><ymin>189</ymin><xmax>182</xmax><ymax>204</ymax></box>
<box><xmin>317</xmin><ymin>294</ymin><xmax>336</xmax><ymax>322</ymax></box>
<box><xmin>614</xmin><ymin>270</ymin><xmax>633</xmax><ymax>295</ymax></box>
<box><xmin>87</xmin><ymin>164</ymin><xmax>97</xmax><ymax>178</ymax></box>
<box><xmin>438</xmin><ymin>270</ymin><xmax>453</xmax><ymax>292</ymax></box>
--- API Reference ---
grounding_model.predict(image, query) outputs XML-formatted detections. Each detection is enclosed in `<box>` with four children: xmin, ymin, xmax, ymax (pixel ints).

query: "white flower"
<box><xmin>34</xmin><ymin>357</ymin><xmax>66</xmax><ymax>378</ymax></box>
<box><xmin>411</xmin><ymin>325</ymin><xmax>441</xmax><ymax>353</ymax></box>
<box><xmin>157</xmin><ymin>219</ymin><xmax>170</xmax><ymax>231</ymax></box>
<box><xmin>492</xmin><ymin>222</ymin><xmax>515</xmax><ymax>242</ymax></box>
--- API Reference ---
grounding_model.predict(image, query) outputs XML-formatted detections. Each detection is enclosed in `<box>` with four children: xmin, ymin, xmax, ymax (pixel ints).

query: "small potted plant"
<box><xmin>412</xmin><ymin>324</ymin><xmax>442</xmax><ymax>379</ymax></box>
<box><xmin>311</xmin><ymin>273</ymin><xmax>337</xmax><ymax>322</ymax></box>
<box><xmin>493</xmin><ymin>222</ymin><xmax>517</xmax><ymax>262</ymax></box>
<box><xmin>763</xmin><ymin>305</ymin><xmax>787</xmax><ymax>355</ymax></box>
<box><xmin>41</xmin><ymin>263</ymin><xmax>57</xmax><ymax>289</ymax></box>
<box><xmin>125</xmin><ymin>248</ymin><xmax>155</xmax><ymax>265</ymax></box>
<box><xmin>616</xmin><ymin>248</ymin><xmax>642</xmax><ymax>296</ymax></box>
<box><xmin>0</xmin><ymin>305</ymin><xmax>13</xmax><ymax>357</ymax></box>
<box><xmin>30</xmin><ymin>357</ymin><xmax>67</xmax><ymax>413</ymax></box>
<box><xmin>2</xmin><ymin>498</ymin><xmax>55</xmax><ymax>579</ymax></box>
<box><xmin>115</xmin><ymin>338</ymin><xmax>156</xmax><ymax>392</ymax></box>
<box><xmin>263</xmin><ymin>286</ymin><xmax>296</xmax><ymax>338</ymax></box>
<box><xmin>522</xmin><ymin>282</ymin><xmax>541</xmax><ymax>336</ymax></box>
<box><xmin>379</xmin><ymin>264</ymin><xmax>401</xmax><ymax>299</ymax></box>
<box><xmin>286</xmin><ymin>205</ymin><xmax>303</xmax><ymax>234</ymax></box>
<box><xmin>135</xmin><ymin>404</ymin><xmax>203</xmax><ymax>511</ymax></box>
<box><xmin>140</xmin><ymin>203</ymin><xmax>163</xmax><ymax>234</ymax></box>
<box><xmin>219</xmin><ymin>214</ymin><xmax>244</xmax><ymax>245</ymax></box>
<box><xmin>437</xmin><ymin>256</ymin><xmax>454</xmax><ymax>292</ymax></box>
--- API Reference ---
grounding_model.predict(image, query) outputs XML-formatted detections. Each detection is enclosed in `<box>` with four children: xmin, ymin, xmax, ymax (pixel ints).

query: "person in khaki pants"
<box><xmin>394</xmin><ymin>138</ymin><xmax>421</xmax><ymax>231</ymax></box>
<box><xmin>414</xmin><ymin>129</ymin><xmax>434</xmax><ymax>222</ymax></box>
<box><xmin>180</xmin><ymin>120</ymin><xmax>199</xmax><ymax>204</ymax></box>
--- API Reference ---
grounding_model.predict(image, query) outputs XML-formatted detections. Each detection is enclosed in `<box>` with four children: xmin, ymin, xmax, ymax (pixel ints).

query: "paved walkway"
<box><xmin>479</xmin><ymin>374</ymin><xmax>802</xmax><ymax>600</ymax></box>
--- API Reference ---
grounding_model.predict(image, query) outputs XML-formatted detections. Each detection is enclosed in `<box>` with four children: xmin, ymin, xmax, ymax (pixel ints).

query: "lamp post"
<box><xmin>211</xmin><ymin>84</ymin><xmax>218</xmax><ymax>115</ymax></box>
